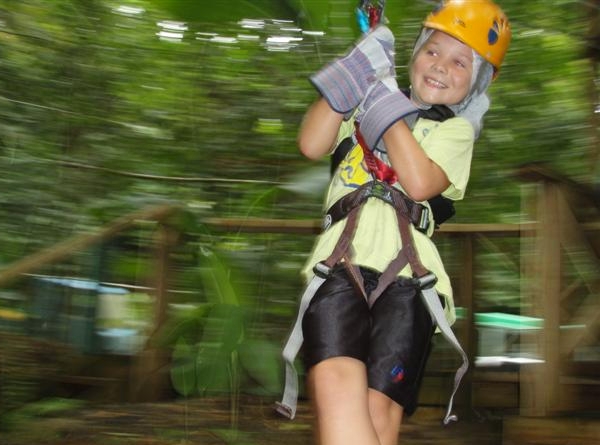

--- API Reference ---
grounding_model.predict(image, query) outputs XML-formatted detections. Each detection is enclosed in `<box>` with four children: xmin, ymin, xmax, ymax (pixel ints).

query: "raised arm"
<box><xmin>383</xmin><ymin>120</ymin><xmax>451</xmax><ymax>202</ymax></box>
<box><xmin>298</xmin><ymin>26</ymin><xmax>397</xmax><ymax>161</ymax></box>
<box><xmin>297</xmin><ymin>98</ymin><xmax>344</xmax><ymax>160</ymax></box>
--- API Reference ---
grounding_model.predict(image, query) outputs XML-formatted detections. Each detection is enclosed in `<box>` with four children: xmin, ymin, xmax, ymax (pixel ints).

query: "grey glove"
<box><xmin>356</xmin><ymin>77</ymin><xmax>418</xmax><ymax>150</ymax></box>
<box><xmin>310</xmin><ymin>25</ymin><xmax>396</xmax><ymax>114</ymax></box>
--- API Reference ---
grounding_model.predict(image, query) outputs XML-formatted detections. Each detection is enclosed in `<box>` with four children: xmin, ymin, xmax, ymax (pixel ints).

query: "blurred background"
<box><xmin>0</xmin><ymin>1</ymin><xmax>598</xmax><ymax>444</ymax></box>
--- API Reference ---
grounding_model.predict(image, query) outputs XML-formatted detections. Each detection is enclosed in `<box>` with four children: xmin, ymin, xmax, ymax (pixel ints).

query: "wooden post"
<box><xmin>525</xmin><ymin>181</ymin><xmax>562</xmax><ymax>416</ymax></box>
<box><xmin>128</xmin><ymin>223</ymin><xmax>179</xmax><ymax>402</ymax></box>
<box><xmin>584</xmin><ymin>0</ymin><xmax>600</xmax><ymax>181</ymax></box>
<box><xmin>458</xmin><ymin>233</ymin><xmax>475</xmax><ymax>417</ymax></box>
<box><xmin>519</xmin><ymin>183</ymin><xmax>539</xmax><ymax>416</ymax></box>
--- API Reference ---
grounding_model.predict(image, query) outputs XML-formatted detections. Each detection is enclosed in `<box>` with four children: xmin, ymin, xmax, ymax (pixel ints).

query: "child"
<box><xmin>277</xmin><ymin>1</ymin><xmax>511</xmax><ymax>444</ymax></box>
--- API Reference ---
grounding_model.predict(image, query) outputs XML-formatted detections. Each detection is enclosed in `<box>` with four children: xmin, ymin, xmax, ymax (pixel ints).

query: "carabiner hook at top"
<box><xmin>356</xmin><ymin>0</ymin><xmax>386</xmax><ymax>34</ymax></box>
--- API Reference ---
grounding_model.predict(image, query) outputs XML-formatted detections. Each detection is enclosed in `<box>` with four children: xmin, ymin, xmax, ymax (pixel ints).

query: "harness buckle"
<box><xmin>416</xmin><ymin>205</ymin><xmax>430</xmax><ymax>233</ymax></box>
<box><xmin>414</xmin><ymin>272</ymin><xmax>437</xmax><ymax>290</ymax></box>
<box><xmin>366</xmin><ymin>181</ymin><xmax>394</xmax><ymax>205</ymax></box>
<box><xmin>274</xmin><ymin>401</ymin><xmax>294</xmax><ymax>419</ymax></box>
<box><xmin>313</xmin><ymin>261</ymin><xmax>332</xmax><ymax>279</ymax></box>
<box><xmin>322</xmin><ymin>213</ymin><xmax>333</xmax><ymax>230</ymax></box>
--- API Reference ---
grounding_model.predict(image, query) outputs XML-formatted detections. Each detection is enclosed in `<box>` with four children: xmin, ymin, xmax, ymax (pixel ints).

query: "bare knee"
<box><xmin>308</xmin><ymin>357</ymin><xmax>380</xmax><ymax>445</ymax></box>
<box><xmin>368</xmin><ymin>389</ymin><xmax>403</xmax><ymax>445</ymax></box>
<box><xmin>308</xmin><ymin>357</ymin><xmax>368</xmax><ymax>402</ymax></box>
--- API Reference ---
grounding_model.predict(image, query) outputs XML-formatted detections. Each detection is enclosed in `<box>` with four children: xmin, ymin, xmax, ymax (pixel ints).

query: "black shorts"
<box><xmin>302</xmin><ymin>265</ymin><xmax>435</xmax><ymax>416</ymax></box>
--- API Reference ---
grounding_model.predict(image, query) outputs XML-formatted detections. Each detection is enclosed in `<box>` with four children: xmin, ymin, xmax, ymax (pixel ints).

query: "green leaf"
<box><xmin>238</xmin><ymin>339</ymin><xmax>283</xmax><ymax>395</ymax></box>
<box><xmin>198</xmin><ymin>249</ymin><xmax>240</xmax><ymax>306</ymax></box>
<box><xmin>170</xmin><ymin>336</ymin><xmax>198</xmax><ymax>396</ymax></box>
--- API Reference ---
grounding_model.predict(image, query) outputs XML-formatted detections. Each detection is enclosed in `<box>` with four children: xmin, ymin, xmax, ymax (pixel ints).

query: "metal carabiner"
<box><xmin>356</xmin><ymin>0</ymin><xmax>385</xmax><ymax>34</ymax></box>
<box><xmin>356</xmin><ymin>0</ymin><xmax>386</xmax><ymax>34</ymax></box>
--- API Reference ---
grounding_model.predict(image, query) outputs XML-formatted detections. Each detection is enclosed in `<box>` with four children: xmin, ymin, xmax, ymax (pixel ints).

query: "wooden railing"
<box><xmin>204</xmin><ymin>163</ymin><xmax>600</xmax><ymax>417</ymax></box>
<box><xmin>203</xmin><ymin>218</ymin><xmax>534</xmax><ymax>414</ymax></box>
<box><xmin>514</xmin><ymin>164</ymin><xmax>600</xmax><ymax>417</ymax></box>
<box><xmin>0</xmin><ymin>165</ymin><xmax>597</xmax><ymax>416</ymax></box>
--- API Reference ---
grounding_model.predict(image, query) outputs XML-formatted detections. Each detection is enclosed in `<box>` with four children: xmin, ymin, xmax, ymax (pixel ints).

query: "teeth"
<box><xmin>426</xmin><ymin>77</ymin><xmax>444</xmax><ymax>88</ymax></box>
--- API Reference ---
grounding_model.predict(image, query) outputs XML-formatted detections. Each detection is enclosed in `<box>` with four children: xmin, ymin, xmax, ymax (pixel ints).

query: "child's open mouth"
<box><xmin>425</xmin><ymin>76</ymin><xmax>446</xmax><ymax>89</ymax></box>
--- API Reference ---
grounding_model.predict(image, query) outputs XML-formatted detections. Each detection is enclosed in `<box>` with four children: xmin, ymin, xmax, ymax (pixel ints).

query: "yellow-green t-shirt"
<box><xmin>302</xmin><ymin>116</ymin><xmax>475</xmax><ymax>325</ymax></box>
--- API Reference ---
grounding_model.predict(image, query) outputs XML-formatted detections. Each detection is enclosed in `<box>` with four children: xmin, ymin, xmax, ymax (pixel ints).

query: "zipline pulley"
<box><xmin>356</xmin><ymin>0</ymin><xmax>386</xmax><ymax>34</ymax></box>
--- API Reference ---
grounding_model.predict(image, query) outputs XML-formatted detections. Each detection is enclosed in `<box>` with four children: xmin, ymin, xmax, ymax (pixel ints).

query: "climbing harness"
<box><xmin>277</xmin><ymin>124</ymin><xmax>469</xmax><ymax>425</ymax></box>
<box><xmin>277</xmin><ymin>0</ymin><xmax>469</xmax><ymax>425</ymax></box>
<box><xmin>330</xmin><ymin>94</ymin><xmax>456</xmax><ymax>227</ymax></box>
<box><xmin>324</xmin><ymin>180</ymin><xmax>430</xmax><ymax>233</ymax></box>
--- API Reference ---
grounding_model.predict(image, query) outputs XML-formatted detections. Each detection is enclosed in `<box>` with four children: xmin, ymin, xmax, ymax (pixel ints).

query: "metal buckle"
<box><xmin>274</xmin><ymin>402</ymin><xmax>293</xmax><ymax>419</ymax></box>
<box><xmin>414</xmin><ymin>272</ymin><xmax>437</xmax><ymax>290</ymax></box>
<box><xmin>313</xmin><ymin>262</ymin><xmax>332</xmax><ymax>279</ymax></box>
<box><xmin>416</xmin><ymin>206</ymin><xmax>430</xmax><ymax>233</ymax></box>
<box><xmin>322</xmin><ymin>213</ymin><xmax>333</xmax><ymax>231</ymax></box>
<box><xmin>367</xmin><ymin>181</ymin><xmax>394</xmax><ymax>205</ymax></box>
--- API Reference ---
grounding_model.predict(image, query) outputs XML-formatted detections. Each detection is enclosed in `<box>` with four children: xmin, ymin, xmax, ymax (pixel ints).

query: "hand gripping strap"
<box><xmin>276</xmin><ymin>274</ymin><xmax>327</xmax><ymax>419</ymax></box>
<box><xmin>420</xmin><ymin>286</ymin><xmax>469</xmax><ymax>425</ymax></box>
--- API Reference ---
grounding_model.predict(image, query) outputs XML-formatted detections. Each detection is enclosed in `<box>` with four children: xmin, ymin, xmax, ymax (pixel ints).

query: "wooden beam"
<box><xmin>0</xmin><ymin>204</ymin><xmax>181</xmax><ymax>287</ymax></box>
<box><xmin>515</xmin><ymin>163</ymin><xmax>600</xmax><ymax>208</ymax></box>
<box><xmin>203</xmin><ymin>217</ymin><xmax>533</xmax><ymax>235</ymax></box>
<box><xmin>539</xmin><ymin>183</ymin><xmax>564</xmax><ymax>414</ymax></box>
<box><xmin>503</xmin><ymin>416</ymin><xmax>600</xmax><ymax>445</ymax></box>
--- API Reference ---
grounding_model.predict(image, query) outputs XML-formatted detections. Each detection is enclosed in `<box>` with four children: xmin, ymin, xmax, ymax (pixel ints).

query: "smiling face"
<box><xmin>410</xmin><ymin>30</ymin><xmax>474</xmax><ymax>108</ymax></box>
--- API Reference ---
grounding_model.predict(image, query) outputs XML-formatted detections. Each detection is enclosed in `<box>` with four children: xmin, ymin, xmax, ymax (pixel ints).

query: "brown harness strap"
<box><xmin>322</xmin><ymin>205</ymin><xmax>361</xmax><ymax>269</ymax></box>
<box><xmin>320</xmin><ymin>180</ymin><xmax>432</xmax><ymax>305</ymax></box>
<box><xmin>325</xmin><ymin>181</ymin><xmax>429</xmax><ymax>231</ymax></box>
<box><xmin>315</xmin><ymin>123</ymin><xmax>435</xmax><ymax>307</ymax></box>
<box><xmin>366</xmin><ymin>206</ymin><xmax>430</xmax><ymax>307</ymax></box>
<box><xmin>318</xmin><ymin>204</ymin><xmax>368</xmax><ymax>299</ymax></box>
<box><xmin>319</xmin><ymin>126</ymin><xmax>434</xmax><ymax>304</ymax></box>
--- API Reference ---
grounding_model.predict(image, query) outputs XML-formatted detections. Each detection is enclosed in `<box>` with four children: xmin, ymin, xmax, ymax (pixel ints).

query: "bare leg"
<box><xmin>307</xmin><ymin>356</ymin><xmax>381</xmax><ymax>445</ymax></box>
<box><xmin>368</xmin><ymin>389</ymin><xmax>403</xmax><ymax>445</ymax></box>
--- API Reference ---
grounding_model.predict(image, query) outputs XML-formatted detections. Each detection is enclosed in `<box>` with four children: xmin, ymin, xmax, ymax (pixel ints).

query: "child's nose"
<box><xmin>432</xmin><ymin>59</ymin><xmax>449</xmax><ymax>74</ymax></box>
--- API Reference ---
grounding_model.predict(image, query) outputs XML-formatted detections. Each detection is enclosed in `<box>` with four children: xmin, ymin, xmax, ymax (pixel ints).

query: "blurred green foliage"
<box><xmin>0</xmin><ymin>0</ymin><xmax>598</xmax><ymax>413</ymax></box>
<box><xmin>0</xmin><ymin>0</ymin><xmax>595</xmax><ymax>254</ymax></box>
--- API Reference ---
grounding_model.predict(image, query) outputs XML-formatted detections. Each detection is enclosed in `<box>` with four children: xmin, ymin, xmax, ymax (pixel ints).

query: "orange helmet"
<box><xmin>423</xmin><ymin>0</ymin><xmax>511</xmax><ymax>73</ymax></box>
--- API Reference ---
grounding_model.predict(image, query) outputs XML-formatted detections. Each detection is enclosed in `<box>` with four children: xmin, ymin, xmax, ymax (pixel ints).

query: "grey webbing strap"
<box><xmin>276</xmin><ymin>206</ymin><xmax>362</xmax><ymax>419</ymax></box>
<box><xmin>275</xmin><ymin>274</ymin><xmax>327</xmax><ymax>419</ymax></box>
<box><xmin>420</xmin><ymin>286</ymin><xmax>469</xmax><ymax>425</ymax></box>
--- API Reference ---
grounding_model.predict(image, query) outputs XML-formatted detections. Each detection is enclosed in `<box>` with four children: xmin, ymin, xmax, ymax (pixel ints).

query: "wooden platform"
<box><xmin>1</xmin><ymin>395</ymin><xmax>598</xmax><ymax>445</ymax></box>
<box><xmin>502</xmin><ymin>415</ymin><xmax>600</xmax><ymax>445</ymax></box>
